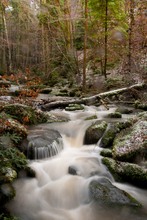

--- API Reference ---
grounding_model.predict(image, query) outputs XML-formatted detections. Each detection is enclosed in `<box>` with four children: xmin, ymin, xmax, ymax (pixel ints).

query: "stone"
<box><xmin>84</xmin><ymin>121</ymin><xmax>107</xmax><ymax>145</ymax></box>
<box><xmin>102</xmin><ymin>157</ymin><xmax>147</xmax><ymax>188</ymax></box>
<box><xmin>89</xmin><ymin>177</ymin><xmax>141</xmax><ymax>207</ymax></box>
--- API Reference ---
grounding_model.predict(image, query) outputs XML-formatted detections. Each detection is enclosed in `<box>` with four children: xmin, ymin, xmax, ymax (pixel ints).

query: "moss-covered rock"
<box><xmin>65</xmin><ymin>103</ymin><xmax>84</xmax><ymax>111</ymax></box>
<box><xmin>84</xmin><ymin>121</ymin><xmax>108</xmax><ymax>145</ymax></box>
<box><xmin>135</xmin><ymin>101</ymin><xmax>147</xmax><ymax>111</ymax></box>
<box><xmin>102</xmin><ymin>157</ymin><xmax>147</xmax><ymax>188</ymax></box>
<box><xmin>1</xmin><ymin>103</ymin><xmax>48</xmax><ymax>125</ymax></box>
<box><xmin>89</xmin><ymin>177</ymin><xmax>141</xmax><ymax>207</ymax></box>
<box><xmin>85</xmin><ymin>115</ymin><xmax>97</xmax><ymax>120</ymax></box>
<box><xmin>112</xmin><ymin>120</ymin><xmax>147</xmax><ymax>162</ymax></box>
<box><xmin>100</xmin><ymin>149</ymin><xmax>112</xmax><ymax>158</ymax></box>
<box><xmin>105</xmin><ymin>112</ymin><xmax>122</xmax><ymax>118</ymax></box>
<box><xmin>99</xmin><ymin>124</ymin><xmax>119</xmax><ymax>148</ymax></box>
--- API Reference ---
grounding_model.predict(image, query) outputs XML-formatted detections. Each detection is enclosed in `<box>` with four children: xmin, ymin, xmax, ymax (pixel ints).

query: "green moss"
<box><xmin>85</xmin><ymin>115</ymin><xmax>97</xmax><ymax>120</ymax></box>
<box><xmin>0</xmin><ymin>147</ymin><xmax>27</xmax><ymax>183</ymax></box>
<box><xmin>65</xmin><ymin>104</ymin><xmax>84</xmax><ymax>111</ymax></box>
<box><xmin>100</xmin><ymin>123</ymin><xmax>121</xmax><ymax>148</ymax></box>
<box><xmin>102</xmin><ymin>157</ymin><xmax>147</xmax><ymax>188</ymax></box>
<box><xmin>100</xmin><ymin>149</ymin><xmax>112</xmax><ymax>157</ymax></box>
<box><xmin>106</xmin><ymin>112</ymin><xmax>122</xmax><ymax>118</ymax></box>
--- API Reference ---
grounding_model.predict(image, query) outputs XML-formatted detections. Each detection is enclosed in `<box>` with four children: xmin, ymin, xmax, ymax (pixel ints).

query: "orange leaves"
<box><xmin>19</xmin><ymin>89</ymin><xmax>38</xmax><ymax>98</ymax></box>
<box><xmin>22</xmin><ymin>116</ymin><xmax>30</xmax><ymax>123</ymax></box>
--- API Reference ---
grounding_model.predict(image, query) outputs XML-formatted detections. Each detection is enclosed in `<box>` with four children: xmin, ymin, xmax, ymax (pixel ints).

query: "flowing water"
<box><xmin>7</xmin><ymin>105</ymin><xmax>147</xmax><ymax>220</ymax></box>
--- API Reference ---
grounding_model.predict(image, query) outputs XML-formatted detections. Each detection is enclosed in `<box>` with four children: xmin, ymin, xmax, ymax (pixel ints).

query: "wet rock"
<box><xmin>89</xmin><ymin>177</ymin><xmax>141</xmax><ymax>207</ymax></box>
<box><xmin>84</xmin><ymin>121</ymin><xmax>107</xmax><ymax>145</ymax></box>
<box><xmin>68</xmin><ymin>166</ymin><xmax>78</xmax><ymax>175</ymax></box>
<box><xmin>102</xmin><ymin>157</ymin><xmax>147</xmax><ymax>188</ymax></box>
<box><xmin>21</xmin><ymin>128</ymin><xmax>63</xmax><ymax>159</ymax></box>
<box><xmin>99</xmin><ymin>123</ymin><xmax>119</xmax><ymax>148</ymax></box>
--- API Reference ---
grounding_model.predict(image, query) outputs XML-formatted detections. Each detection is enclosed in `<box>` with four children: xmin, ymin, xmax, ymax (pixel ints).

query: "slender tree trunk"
<box><xmin>82</xmin><ymin>0</ymin><xmax>88</xmax><ymax>90</ymax></box>
<box><xmin>128</xmin><ymin>0</ymin><xmax>134</xmax><ymax>75</ymax></box>
<box><xmin>103</xmin><ymin>0</ymin><xmax>108</xmax><ymax>80</ymax></box>
<box><xmin>2</xmin><ymin>8</ymin><xmax>12</xmax><ymax>73</ymax></box>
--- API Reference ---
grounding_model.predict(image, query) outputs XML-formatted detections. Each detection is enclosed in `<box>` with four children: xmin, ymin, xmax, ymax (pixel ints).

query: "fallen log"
<box><xmin>40</xmin><ymin>83</ymin><xmax>146</xmax><ymax>111</ymax></box>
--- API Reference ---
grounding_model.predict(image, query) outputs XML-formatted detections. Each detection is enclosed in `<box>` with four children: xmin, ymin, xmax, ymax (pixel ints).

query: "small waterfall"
<box><xmin>22</xmin><ymin>128</ymin><xmax>64</xmax><ymax>160</ymax></box>
<box><xmin>32</xmin><ymin>138</ymin><xmax>63</xmax><ymax>159</ymax></box>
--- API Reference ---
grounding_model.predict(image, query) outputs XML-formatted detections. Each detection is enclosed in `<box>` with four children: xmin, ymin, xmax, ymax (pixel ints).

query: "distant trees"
<box><xmin>0</xmin><ymin>0</ymin><xmax>146</xmax><ymax>86</ymax></box>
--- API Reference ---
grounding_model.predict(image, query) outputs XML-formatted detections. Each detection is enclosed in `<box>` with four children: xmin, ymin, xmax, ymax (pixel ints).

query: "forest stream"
<box><xmin>6</xmin><ymin>105</ymin><xmax>147</xmax><ymax>220</ymax></box>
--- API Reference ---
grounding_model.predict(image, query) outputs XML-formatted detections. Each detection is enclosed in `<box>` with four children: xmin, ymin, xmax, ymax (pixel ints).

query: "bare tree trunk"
<box><xmin>128</xmin><ymin>0</ymin><xmax>135</xmax><ymax>75</ymax></box>
<box><xmin>2</xmin><ymin>8</ymin><xmax>12</xmax><ymax>73</ymax></box>
<box><xmin>82</xmin><ymin>0</ymin><xmax>88</xmax><ymax>90</ymax></box>
<box><xmin>103</xmin><ymin>0</ymin><xmax>108</xmax><ymax>80</ymax></box>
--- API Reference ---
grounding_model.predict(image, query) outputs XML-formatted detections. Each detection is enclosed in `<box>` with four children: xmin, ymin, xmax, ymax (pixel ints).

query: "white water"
<box><xmin>7</xmin><ymin>106</ymin><xmax>147</xmax><ymax>220</ymax></box>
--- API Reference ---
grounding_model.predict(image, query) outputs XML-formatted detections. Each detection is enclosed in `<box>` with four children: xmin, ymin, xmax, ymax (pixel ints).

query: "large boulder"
<box><xmin>84</xmin><ymin>121</ymin><xmax>107</xmax><ymax>145</ymax></box>
<box><xmin>99</xmin><ymin>120</ymin><xmax>133</xmax><ymax>148</ymax></box>
<box><xmin>21</xmin><ymin>128</ymin><xmax>63</xmax><ymax>159</ymax></box>
<box><xmin>102</xmin><ymin>157</ymin><xmax>147</xmax><ymax>188</ymax></box>
<box><xmin>113</xmin><ymin>120</ymin><xmax>147</xmax><ymax>162</ymax></box>
<box><xmin>89</xmin><ymin>177</ymin><xmax>141</xmax><ymax>207</ymax></box>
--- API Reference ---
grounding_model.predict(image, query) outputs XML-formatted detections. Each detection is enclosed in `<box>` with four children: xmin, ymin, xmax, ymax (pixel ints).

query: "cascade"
<box><xmin>7</xmin><ymin>105</ymin><xmax>147</xmax><ymax>220</ymax></box>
